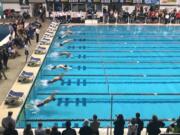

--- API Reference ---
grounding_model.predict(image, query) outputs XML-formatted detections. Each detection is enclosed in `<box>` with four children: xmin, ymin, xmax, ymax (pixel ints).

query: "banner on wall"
<box><xmin>111</xmin><ymin>0</ymin><xmax>120</xmax><ymax>3</ymax></box>
<box><xmin>160</xmin><ymin>0</ymin><xmax>176</xmax><ymax>4</ymax></box>
<box><xmin>101</xmin><ymin>0</ymin><xmax>110</xmax><ymax>3</ymax></box>
<box><xmin>68</xmin><ymin>0</ymin><xmax>78</xmax><ymax>2</ymax></box>
<box><xmin>93</xmin><ymin>0</ymin><xmax>101</xmax><ymax>3</ymax></box>
<box><xmin>124</xmin><ymin>0</ymin><xmax>133</xmax><ymax>3</ymax></box>
<box><xmin>145</xmin><ymin>0</ymin><xmax>159</xmax><ymax>4</ymax></box>
<box><xmin>133</xmin><ymin>0</ymin><xmax>143</xmax><ymax>3</ymax></box>
<box><xmin>79</xmin><ymin>0</ymin><xmax>87</xmax><ymax>2</ymax></box>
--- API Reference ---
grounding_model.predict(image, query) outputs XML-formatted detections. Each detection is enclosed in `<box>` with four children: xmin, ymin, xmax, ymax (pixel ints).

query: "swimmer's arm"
<box><xmin>43</xmin><ymin>95</ymin><xmax>55</xmax><ymax>104</ymax></box>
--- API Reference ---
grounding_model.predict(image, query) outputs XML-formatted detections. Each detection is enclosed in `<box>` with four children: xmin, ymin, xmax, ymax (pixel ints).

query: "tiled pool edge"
<box><xmin>0</xmin><ymin>21</ymin><xmax>60</xmax><ymax>127</ymax></box>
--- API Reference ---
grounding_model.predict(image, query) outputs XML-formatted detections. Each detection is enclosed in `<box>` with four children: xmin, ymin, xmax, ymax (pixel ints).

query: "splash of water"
<box><xmin>40</xmin><ymin>80</ymin><xmax>49</xmax><ymax>87</ymax></box>
<box><xmin>50</xmin><ymin>52</ymin><xmax>59</xmax><ymax>57</ymax></box>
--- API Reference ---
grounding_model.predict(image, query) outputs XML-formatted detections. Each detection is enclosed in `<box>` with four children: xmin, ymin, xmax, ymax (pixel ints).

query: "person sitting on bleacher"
<box><xmin>166</xmin><ymin>117</ymin><xmax>180</xmax><ymax>133</ymax></box>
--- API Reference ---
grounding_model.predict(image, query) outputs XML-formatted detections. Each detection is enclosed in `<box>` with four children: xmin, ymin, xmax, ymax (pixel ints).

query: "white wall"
<box><xmin>3</xmin><ymin>3</ymin><xmax>34</xmax><ymax>17</ymax></box>
<box><xmin>3</xmin><ymin>3</ymin><xmax>21</xmax><ymax>11</ymax></box>
<box><xmin>160</xmin><ymin>5</ymin><xmax>180</xmax><ymax>11</ymax></box>
<box><xmin>122</xmin><ymin>6</ymin><xmax>135</xmax><ymax>13</ymax></box>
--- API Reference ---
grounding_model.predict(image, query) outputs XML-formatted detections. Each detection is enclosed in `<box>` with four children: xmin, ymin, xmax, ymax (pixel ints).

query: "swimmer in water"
<box><xmin>61</xmin><ymin>30</ymin><xmax>73</xmax><ymax>35</ymax></box>
<box><xmin>51</xmin><ymin>64</ymin><xmax>72</xmax><ymax>70</ymax></box>
<box><xmin>51</xmin><ymin>51</ymin><xmax>72</xmax><ymax>58</ymax></box>
<box><xmin>40</xmin><ymin>74</ymin><xmax>64</xmax><ymax>87</ymax></box>
<box><xmin>47</xmin><ymin>74</ymin><xmax>64</xmax><ymax>84</ymax></box>
<box><xmin>60</xmin><ymin>51</ymin><xmax>71</xmax><ymax>58</ymax></box>
<box><xmin>60</xmin><ymin>39</ymin><xmax>73</xmax><ymax>46</ymax></box>
<box><xmin>26</xmin><ymin>92</ymin><xmax>57</xmax><ymax>113</ymax></box>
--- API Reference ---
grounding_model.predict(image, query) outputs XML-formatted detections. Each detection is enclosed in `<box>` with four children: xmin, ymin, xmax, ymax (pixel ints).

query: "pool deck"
<box><xmin>0</xmin><ymin>20</ymin><xmax>53</xmax><ymax>127</ymax></box>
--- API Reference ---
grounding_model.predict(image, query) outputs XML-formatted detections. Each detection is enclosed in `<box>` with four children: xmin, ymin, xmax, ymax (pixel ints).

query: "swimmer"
<box><xmin>26</xmin><ymin>92</ymin><xmax>57</xmax><ymax>113</ymax></box>
<box><xmin>58</xmin><ymin>51</ymin><xmax>72</xmax><ymax>58</ymax></box>
<box><xmin>40</xmin><ymin>74</ymin><xmax>64</xmax><ymax>86</ymax></box>
<box><xmin>60</xmin><ymin>39</ymin><xmax>73</xmax><ymax>46</ymax></box>
<box><xmin>51</xmin><ymin>64</ymin><xmax>72</xmax><ymax>70</ymax></box>
<box><xmin>47</xmin><ymin>74</ymin><xmax>64</xmax><ymax>84</ymax></box>
<box><xmin>61</xmin><ymin>30</ymin><xmax>73</xmax><ymax>35</ymax></box>
<box><xmin>51</xmin><ymin>51</ymin><xmax>72</xmax><ymax>58</ymax></box>
<box><xmin>59</xmin><ymin>33</ymin><xmax>68</xmax><ymax>39</ymax></box>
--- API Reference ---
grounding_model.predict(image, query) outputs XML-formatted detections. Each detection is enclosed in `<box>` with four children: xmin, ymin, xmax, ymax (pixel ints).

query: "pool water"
<box><xmin>17</xmin><ymin>25</ymin><xmax>180</xmax><ymax>128</ymax></box>
<box><xmin>0</xmin><ymin>24</ymin><xmax>9</xmax><ymax>41</ymax></box>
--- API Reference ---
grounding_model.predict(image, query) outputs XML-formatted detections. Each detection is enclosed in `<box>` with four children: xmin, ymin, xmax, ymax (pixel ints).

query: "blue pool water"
<box><xmin>0</xmin><ymin>24</ymin><xmax>9</xmax><ymax>41</ymax></box>
<box><xmin>17</xmin><ymin>25</ymin><xmax>180</xmax><ymax>128</ymax></box>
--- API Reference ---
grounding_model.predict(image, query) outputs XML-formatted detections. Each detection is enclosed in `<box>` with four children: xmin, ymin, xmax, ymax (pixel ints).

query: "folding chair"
<box><xmin>18</xmin><ymin>71</ymin><xmax>34</xmax><ymax>83</ymax></box>
<box><xmin>5</xmin><ymin>90</ymin><xmax>24</xmax><ymax>105</ymax></box>
<box><xmin>28</xmin><ymin>57</ymin><xmax>41</xmax><ymax>67</ymax></box>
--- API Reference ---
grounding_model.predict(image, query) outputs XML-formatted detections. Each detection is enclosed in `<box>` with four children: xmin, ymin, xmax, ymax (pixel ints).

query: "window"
<box><xmin>79</xmin><ymin>4</ymin><xmax>86</xmax><ymax>11</ymax></box>
<box><xmin>72</xmin><ymin>4</ymin><xmax>79</xmax><ymax>11</ymax></box>
<box><xmin>96</xmin><ymin>4</ymin><xmax>102</xmax><ymax>11</ymax></box>
<box><xmin>54</xmin><ymin>1</ymin><xmax>62</xmax><ymax>11</ymax></box>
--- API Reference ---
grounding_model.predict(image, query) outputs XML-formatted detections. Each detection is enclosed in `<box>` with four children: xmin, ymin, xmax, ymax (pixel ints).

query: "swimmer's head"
<box><xmin>60</xmin><ymin>43</ymin><xmax>63</xmax><ymax>46</ymax></box>
<box><xmin>52</xmin><ymin>97</ymin><xmax>56</xmax><ymax>101</ymax></box>
<box><xmin>64</xmin><ymin>64</ymin><xmax>68</xmax><ymax>67</ymax></box>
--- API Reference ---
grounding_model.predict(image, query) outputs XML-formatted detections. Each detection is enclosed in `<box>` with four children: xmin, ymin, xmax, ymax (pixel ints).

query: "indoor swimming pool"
<box><xmin>17</xmin><ymin>25</ymin><xmax>180</xmax><ymax>128</ymax></box>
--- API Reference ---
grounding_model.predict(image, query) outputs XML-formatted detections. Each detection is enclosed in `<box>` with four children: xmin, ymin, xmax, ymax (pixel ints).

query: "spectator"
<box><xmin>0</xmin><ymin>54</ymin><xmax>7</xmax><ymax>80</ymax></box>
<box><xmin>25</xmin><ymin>28</ymin><xmax>32</xmax><ymax>45</ymax></box>
<box><xmin>45</xmin><ymin>129</ymin><xmax>51</xmax><ymax>135</ymax></box>
<box><xmin>127</xmin><ymin>118</ymin><xmax>138</xmax><ymax>135</ymax></box>
<box><xmin>23</xmin><ymin>124</ymin><xmax>33</xmax><ymax>135</ymax></box>
<box><xmin>3</xmin><ymin>123</ymin><xmax>18</xmax><ymax>135</ymax></box>
<box><xmin>114</xmin><ymin>114</ymin><xmax>125</xmax><ymax>135</ymax></box>
<box><xmin>1</xmin><ymin>112</ymin><xmax>15</xmax><ymax>129</ymax></box>
<box><xmin>135</xmin><ymin>113</ymin><xmax>144</xmax><ymax>135</ymax></box>
<box><xmin>2</xmin><ymin>47</ymin><xmax>9</xmax><ymax>70</ymax></box>
<box><xmin>24</xmin><ymin>41</ymin><xmax>29</xmax><ymax>62</ymax></box>
<box><xmin>172</xmin><ymin>118</ymin><xmax>180</xmax><ymax>133</ymax></box>
<box><xmin>166</xmin><ymin>117</ymin><xmax>180</xmax><ymax>133</ymax></box>
<box><xmin>90</xmin><ymin>114</ymin><xmax>100</xmax><ymax>135</ymax></box>
<box><xmin>79</xmin><ymin>119</ymin><xmax>92</xmax><ymax>135</ymax></box>
<box><xmin>147</xmin><ymin>115</ymin><xmax>165</xmax><ymax>135</ymax></box>
<box><xmin>62</xmin><ymin>120</ymin><xmax>76</xmax><ymax>135</ymax></box>
<box><xmin>50</xmin><ymin>125</ymin><xmax>61</xmax><ymax>135</ymax></box>
<box><xmin>35</xmin><ymin>122</ymin><xmax>46</xmax><ymax>135</ymax></box>
<box><xmin>8</xmin><ymin>23</ymin><xmax>14</xmax><ymax>36</ymax></box>
<box><xmin>35</xmin><ymin>26</ymin><xmax>40</xmax><ymax>43</ymax></box>
<box><xmin>12</xmin><ymin>22</ymin><xmax>17</xmax><ymax>37</ymax></box>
